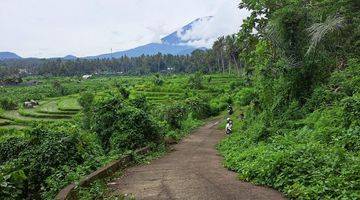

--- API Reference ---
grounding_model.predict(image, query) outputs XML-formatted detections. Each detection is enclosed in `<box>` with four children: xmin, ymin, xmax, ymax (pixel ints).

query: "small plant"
<box><xmin>114</xmin><ymin>83</ymin><xmax>130</xmax><ymax>99</ymax></box>
<box><xmin>188</xmin><ymin>72</ymin><xmax>203</xmax><ymax>89</ymax></box>
<box><xmin>153</xmin><ymin>73</ymin><xmax>164</xmax><ymax>86</ymax></box>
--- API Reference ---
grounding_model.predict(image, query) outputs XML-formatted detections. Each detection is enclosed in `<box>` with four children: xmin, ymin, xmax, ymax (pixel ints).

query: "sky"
<box><xmin>0</xmin><ymin>0</ymin><xmax>250</xmax><ymax>58</ymax></box>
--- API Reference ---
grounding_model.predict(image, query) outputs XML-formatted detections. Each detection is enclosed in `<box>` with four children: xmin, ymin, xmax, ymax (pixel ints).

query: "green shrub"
<box><xmin>229</xmin><ymin>80</ymin><xmax>245</xmax><ymax>90</ymax></box>
<box><xmin>0</xmin><ymin>136</ymin><xmax>30</xmax><ymax>165</ymax></box>
<box><xmin>210</xmin><ymin>95</ymin><xmax>230</xmax><ymax>115</ymax></box>
<box><xmin>153</xmin><ymin>73</ymin><xmax>164</xmax><ymax>86</ymax></box>
<box><xmin>110</xmin><ymin>106</ymin><xmax>161</xmax><ymax>153</ymax></box>
<box><xmin>342</xmin><ymin>94</ymin><xmax>360</xmax><ymax>128</ymax></box>
<box><xmin>0</xmin><ymin>162</ymin><xmax>27</xmax><ymax>200</ymax></box>
<box><xmin>235</xmin><ymin>87</ymin><xmax>257</xmax><ymax>106</ymax></box>
<box><xmin>185</xmin><ymin>96</ymin><xmax>212</xmax><ymax>119</ymax></box>
<box><xmin>78</xmin><ymin>92</ymin><xmax>94</xmax><ymax>129</ymax></box>
<box><xmin>0</xmin><ymin>98</ymin><xmax>17</xmax><ymax>110</ymax></box>
<box><xmin>92</xmin><ymin>93</ymin><xmax>161</xmax><ymax>153</ymax></box>
<box><xmin>114</xmin><ymin>84</ymin><xmax>130</xmax><ymax>99</ymax></box>
<box><xmin>52</xmin><ymin>81</ymin><xmax>67</xmax><ymax>96</ymax></box>
<box><xmin>188</xmin><ymin>72</ymin><xmax>203</xmax><ymax>89</ymax></box>
<box><xmin>130</xmin><ymin>95</ymin><xmax>148</xmax><ymax>111</ymax></box>
<box><xmin>0</xmin><ymin>122</ymin><xmax>103</xmax><ymax>199</ymax></box>
<box><xmin>163</xmin><ymin>103</ymin><xmax>188</xmax><ymax>129</ymax></box>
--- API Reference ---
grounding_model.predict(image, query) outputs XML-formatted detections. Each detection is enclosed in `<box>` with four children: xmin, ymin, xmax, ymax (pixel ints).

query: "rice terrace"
<box><xmin>0</xmin><ymin>75</ymin><xmax>234</xmax><ymax>130</ymax></box>
<box><xmin>0</xmin><ymin>0</ymin><xmax>359</xmax><ymax>200</ymax></box>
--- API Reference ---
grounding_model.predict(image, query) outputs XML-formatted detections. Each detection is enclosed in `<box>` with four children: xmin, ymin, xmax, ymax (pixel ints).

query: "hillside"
<box><xmin>0</xmin><ymin>52</ymin><xmax>21</xmax><ymax>60</ymax></box>
<box><xmin>88</xmin><ymin>43</ymin><xmax>197</xmax><ymax>59</ymax></box>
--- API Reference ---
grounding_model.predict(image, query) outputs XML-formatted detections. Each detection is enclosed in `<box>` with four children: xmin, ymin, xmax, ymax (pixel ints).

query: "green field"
<box><xmin>0</xmin><ymin>75</ymin><xmax>239</xmax><ymax>131</ymax></box>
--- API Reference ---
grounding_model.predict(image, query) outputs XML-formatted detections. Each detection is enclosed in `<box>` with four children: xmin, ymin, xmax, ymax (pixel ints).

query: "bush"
<box><xmin>341</xmin><ymin>94</ymin><xmax>360</xmax><ymax>128</ymax></box>
<box><xmin>0</xmin><ymin>136</ymin><xmax>30</xmax><ymax>165</ymax></box>
<box><xmin>130</xmin><ymin>95</ymin><xmax>148</xmax><ymax>111</ymax></box>
<box><xmin>162</xmin><ymin>103</ymin><xmax>188</xmax><ymax>129</ymax></box>
<box><xmin>114</xmin><ymin>84</ymin><xmax>130</xmax><ymax>99</ymax></box>
<box><xmin>185</xmin><ymin>96</ymin><xmax>212</xmax><ymax>119</ymax></box>
<box><xmin>153</xmin><ymin>74</ymin><xmax>164</xmax><ymax>86</ymax></box>
<box><xmin>235</xmin><ymin>87</ymin><xmax>257</xmax><ymax>106</ymax></box>
<box><xmin>188</xmin><ymin>72</ymin><xmax>203</xmax><ymax>89</ymax></box>
<box><xmin>110</xmin><ymin>106</ymin><xmax>161</xmax><ymax>153</ymax></box>
<box><xmin>210</xmin><ymin>95</ymin><xmax>230</xmax><ymax>115</ymax></box>
<box><xmin>229</xmin><ymin>80</ymin><xmax>245</xmax><ymax>91</ymax></box>
<box><xmin>0</xmin><ymin>98</ymin><xmax>17</xmax><ymax>110</ymax></box>
<box><xmin>78</xmin><ymin>92</ymin><xmax>94</xmax><ymax>129</ymax></box>
<box><xmin>52</xmin><ymin>81</ymin><xmax>67</xmax><ymax>96</ymax></box>
<box><xmin>0</xmin><ymin>162</ymin><xmax>27</xmax><ymax>200</ymax></box>
<box><xmin>0</xmin><ymin>122</ymin><xmax>103</xmax><ymax>199</ymax></box>
<box><xmin>92</xmin><ymin>93</ymin><xmax>161</xmax><ymax>153</ymax></box>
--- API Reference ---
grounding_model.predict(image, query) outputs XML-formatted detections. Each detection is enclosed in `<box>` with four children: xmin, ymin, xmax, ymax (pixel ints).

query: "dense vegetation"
<box><xmin>218</xmin><ymin>0</ymin><xmax>360</xmax><ymax>199</ymax></box>
<box><xmin>0</xmin><ymin>74</ymin><xmax>235</xmax><ymax>199</ymax></box>
<box><xmin>0</xmin><ymin>0</ymin><xmax>359</xmax><ymax>199</ymax></box>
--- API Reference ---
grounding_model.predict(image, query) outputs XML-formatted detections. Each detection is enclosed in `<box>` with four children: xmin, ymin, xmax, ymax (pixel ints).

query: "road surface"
<box><xmin>110</xmin><ymin>119</ymin><xmax>285</xmax><ymax>200</ymax></box>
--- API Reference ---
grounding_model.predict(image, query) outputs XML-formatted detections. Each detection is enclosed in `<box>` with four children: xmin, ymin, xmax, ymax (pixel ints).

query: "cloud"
<box><xmin>177</xmin><ymin>0</ymin><xmax>250</xmax><ymax>48</ymax></box>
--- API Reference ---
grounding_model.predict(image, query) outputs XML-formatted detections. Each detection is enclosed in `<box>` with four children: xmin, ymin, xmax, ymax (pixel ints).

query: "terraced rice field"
<box><xmin>0</xmin><ymin>96</ymin><xmax>80</xmax><ymax>129</ymax></box>
<box><xmin>0</xmin><ymin>75</ymin><xmax>239</xmax><ymax>130</ymax></box>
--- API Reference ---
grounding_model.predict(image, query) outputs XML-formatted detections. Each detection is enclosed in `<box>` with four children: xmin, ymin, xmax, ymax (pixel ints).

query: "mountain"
<box><xmin>89</xmin><ymin>43</ymin><xmax>197</xmax><ymax>59</ymax></box>
<box><xmin>0</xmin><ymin>52</ymin><xmax>22</xmax><ymax>60</ymax></box>
<box><xmin>89</xmin><ymin>16</ymin><xmax>213</xmax><ymax>59</ymax></box>
<box><xmin>63</xmin><ymin>55</ymin><xmax>77</xmax><ymax>60</ymax></box>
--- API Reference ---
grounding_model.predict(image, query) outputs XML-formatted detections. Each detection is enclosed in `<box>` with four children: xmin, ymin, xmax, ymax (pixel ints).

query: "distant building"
<box><xmin>82</xmin><ymin>75</ymin><xmax>92</xmax><ymax>79</ymax></box>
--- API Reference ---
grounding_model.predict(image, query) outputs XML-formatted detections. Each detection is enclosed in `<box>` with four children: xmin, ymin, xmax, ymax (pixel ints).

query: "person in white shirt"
<box><xmin>225</xmin><ymin>118</ymin><xmax>233</xmax><ymax>135</ymax></box>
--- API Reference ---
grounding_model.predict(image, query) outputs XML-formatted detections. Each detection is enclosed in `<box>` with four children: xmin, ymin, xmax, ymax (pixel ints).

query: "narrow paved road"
<box><xmin>110</xmin><ymin>119</ymin><xmax>285</xmax><ymax>200</ymax></box>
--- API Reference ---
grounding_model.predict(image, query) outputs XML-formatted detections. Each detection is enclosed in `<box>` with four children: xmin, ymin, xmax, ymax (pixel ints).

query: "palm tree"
<box><xmin>225</xmin><ymin>35</ymin><xmax>240</xmax><ymax>75</ymax></box>
<box><xmin>213</xmin><ymin>36</ymin><xmax>226</xmax><ymax>74</ymax></box>
<box><xmin>306</xmin><ymin>15</ymin><xmax>345</xmax><ymax>55</ymax></box>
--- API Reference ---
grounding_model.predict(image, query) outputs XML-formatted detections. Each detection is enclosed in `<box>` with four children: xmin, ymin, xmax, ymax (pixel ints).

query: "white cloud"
<box><xmin>177</xmin><ymin>0</ymin><xmax>250</xmax><ymax>48</ymax></box>
<box><xmin>0</xmin><ymin>0</ymin><xmax>249</xmax><ymax>57</ymax></box>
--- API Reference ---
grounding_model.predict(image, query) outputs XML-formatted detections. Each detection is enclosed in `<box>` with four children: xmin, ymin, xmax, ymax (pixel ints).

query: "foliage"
<box><xmin>235</xmin><ymin>87</ymin><xmax>257</xmax><ymax>107</ymax></box>
<box><xmin>0</xmin><ymin>122</ymin><xmax>103</xmax><ymax>199</ymax></box>
<box><xmin>114</xmin><ymin>83</ymin><xmax>130</xmax><ymax>99</ymax></box>
<box><xmin>162</xmin><ymin>103</ymin><xmax>188</xmax><ymax>129</ymax></box>
<box><xmin>92</xmin><ymin>92</ymin><xmax>161</xmax><ymax>153</ymax></box>
<box><xmin>0</xmin><ymin>98</ymin><xmax>17</xmax><ymax>110</ymax></box>
<box><xmin>188</xmin><ymin>72</ymin><xmax>204</xmax><ymax>89</ymax></box>
<box><xmin>185</xmin><ymin>96</ymin><xmax>213</xmax><ymax>119</ymax></box>
<box><xmin>218</xmin><ymin>0</ymin><xmax>360</xmax><ymax>199</ymax></box>
<box><xmin>52</xmin><ymin>80</ymin><xmax>67</xmax><ymax>96</ymax></box>
<box><xmin>153</xmin><ymin>73</ymin><xmax>164</xmax><ymax>86</ymax></box>
<box><xmin>0</xmin><ymin>74</ymin><xmax>234</xmax><ymax>199</ymax></box>
<box><xmin>78</xmin><ymin>92</ymin><xmax>94</xmax><ymax>129</ymax></box>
